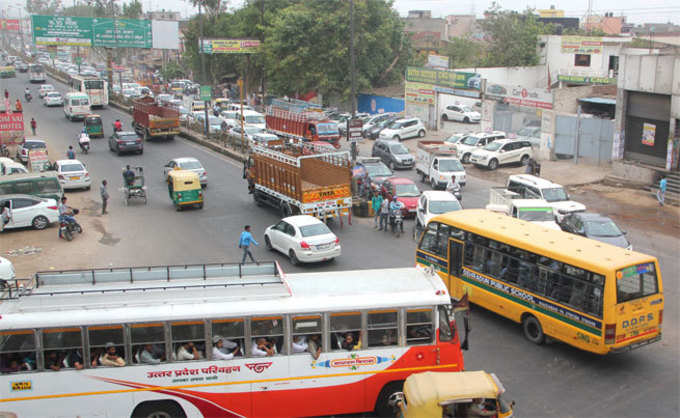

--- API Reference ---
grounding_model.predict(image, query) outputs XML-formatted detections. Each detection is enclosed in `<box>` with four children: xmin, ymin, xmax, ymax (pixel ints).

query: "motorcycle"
<box><xmin>446</xmin><ymin>180</ymin><xmax>463</xmax><ymax>202</ymax></box>
<box><xmin>59</xmin><ymin>209</ymin><xmax>82</xmax><ymax>241</ymax></box>
<box><xmin>79</xmin><ymin>134</ymin><xmax>90</xmax><ymax>154</ymax></box>
<box><xmin>389</xmin><ymin>210</ymin><xmax>404</xmax><ymax>238</ymax></box>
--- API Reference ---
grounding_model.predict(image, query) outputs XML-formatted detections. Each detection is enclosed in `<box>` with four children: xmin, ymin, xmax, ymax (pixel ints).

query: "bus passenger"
<box><xmin>66</xmin><ymin>350</ymin><xmax>84</xmax><ymax>369</ymax></box>
<box><xmin>307</xmin><ymin>335</ymin><xmax>322</xmax><ymax>360</ymax></box>
<box><xmin>212</xmin><ymin>337</ymin><xmax>240</xmax><ymax>360</ymax></box>
<box><xmin>140</xmin><ymin>344</ymin><xmax>162</xmax><ymax>364</ymax></box>
<box><xmin>252</xmin><ymin>338</ymin><xmax>275</xmax><ymax>357</ymax></box>
<box><xmin>45</xmin><ymin>351</ymin><xmax>62</xmax><ymax>371</ymax></box>
<box><xmin>341</xmin><ymin>332</ymin><xmax>361</xmax><ymax>351</ymax></box>
<box><xmin>291</xmin><ymin>335</ymin><xmax>308</xmax><ymax>353</ymax></box>
<box><xmin>100</xmin><ymin>343</ymin><xmax>125</xmax><ymax>367</ymax></box>
<box><xmin>176</xmin><ymin>342</ymin><xmax>201</xmax><ymax>361</ymax></box>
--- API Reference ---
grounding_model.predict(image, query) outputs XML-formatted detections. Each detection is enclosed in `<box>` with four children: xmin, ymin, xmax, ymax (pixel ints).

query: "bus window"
<box><xmin>131</xmin><ymin>323</ymin><xmax>166</xmax><ymax>364</ymax></box>
<box><xmin>438</xmin><ymin>305</ymin><xmax>453</xmax><ymax>342</ymax></box>
<box><xmin>42</xmin><ymin>328</ymin><xmax>83</xmax><ymax>371</ymax></box>
<box><xmin>172</xmin><ymin>321</ymin><xmax>205</xmax><ymax>361</ymax></box>
<box><xmin>13</xmin><ymin>180</ymin><xmax>33</xmax><ymax>195</ymax></box>
<box><xmin>89</xmin><ymin>325</ymin><xmax>125</xmax><ymax>368</ymax></box>
<box><xmin>0</xmin><ymin>330</ymin><xmax>36</xmax><ymax>373</ymax></box>
<box><xmin>212</xmin><ymin>319</ymin><xmax>245</xmax><ymax>358</ymax></box>
<box><xmin>35</xmin><ymin>178</ymin><xmax>60</xmax><ymax>194</ymax></box>
<box><xmin>330</xmin><ymin>312</ymin><xmax>361</xmax><ymax>351</ymax></box>
<box><xmin>251</xmin><ymin>317</ymin><xmax>283</xmax><ymax>356</ymax></box>
<box><xmin>367</xmin><ymin>311</ymin><xmax>398</xmax><ymax>347</ymax></box>
<box><xmin>406</xmin><ymin>309</ymin><xmax>433</xmax><ymax>345</ymax></box>
<box><xmin>291</xmin><ymin>315</ymin><xmax>322</xmax><ymax>357</ymax></box>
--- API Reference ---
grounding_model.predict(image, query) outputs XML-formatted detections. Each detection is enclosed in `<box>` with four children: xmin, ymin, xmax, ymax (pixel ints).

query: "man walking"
<box><xmin>657</xmin><ymin>175</ymin><xmax>667</xmax><ymax>206</ymax></box>
<box><xmin>238</xmin><ymin>225</ymin><xmax>259</xmax><ymax>264</ymax></box>
<box><xmin>100</xmin><ymin>180</ymin><xmax>109</xmax><ymax>214</ymax></box>
<box><xmin>30</xmin><ymin>118</ymin><xmax>37</xmax><ymax>135</ymax></box>
<box><xmin>379</xmin><ymin>196</ymin><xmax>390</xmax><ymax>231</ymax></box>
<box><xmin>371</xmin><ymin>192</ymin><xmax>383</xmax><ymax>229</ymax></box>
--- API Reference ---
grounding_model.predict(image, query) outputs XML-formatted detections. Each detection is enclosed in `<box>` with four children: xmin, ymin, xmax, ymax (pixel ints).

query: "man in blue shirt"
<box><xmin>238</xmin><ymin>225</ymin><xmax>259</xmax><ymax>264</ymax></box>
<box><xmin>657</xmin><ymin>175</ymin><xmax>667</xmax><ymax>206</ymax></box>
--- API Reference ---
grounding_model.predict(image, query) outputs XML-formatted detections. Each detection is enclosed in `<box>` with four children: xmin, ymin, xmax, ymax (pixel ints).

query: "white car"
<box><xmin>441</xmin><ymin>104</ymin><xmax>481</xmax><ymax>123</ymax></box>
<box><xmin>162</xmin><ymin>157</ymin><xmax>207</xmax><ymax>187</ymax></box>
<box><xmin>264</xmin><ymin>215</ymin><xmax>341</xmax><ymax>265</ymax></box>
<box><xmin>378</xmin><ymin>117</ymin><xmax>426</xmax><ymax>141</ymax></box>
<box><xmin>122</xmin><ymin>88</ymin><xmax>140</xmax><ymax>99</ymax></box>
<box><xmin>415</xmin><ymin>191</ymin><xmax>462</xmax><ymax>234</ymax></box>
<box><xmin>470</xmin><ymin>138</ymin><xmax>534</xmax><ymax>170</ymax></box>
<box><xmin>55</xmin><ymin>159</ymin><xmax>92</xmax><ymax>190</ymax></box>
<box><xmin>455</xmin><ymin>131</ymin><xmax>506</xmax><ymax>164</ymax></box>
<box><xmin>38</xmin><ymin>84</ymin><xmax>55</xmax><ymax>98</ymax></box>
<box><xmin>241</xmin><ymin>110</ymin><xmax>266</xmax><ymax>130</ymax></box>
<box><xmin>43</xmin><ymin>91</ymin><xmax>64</xmax><ymax>106</ymax></box>
<box><xmin>229</xmin><ymin>124</ymin><xmax>264</xmax><ymax>145</ymax></box>
<box><xmin>0</xmin><ymin>194</ymin><xmax>59</xmax><ymax>230</ymax></box>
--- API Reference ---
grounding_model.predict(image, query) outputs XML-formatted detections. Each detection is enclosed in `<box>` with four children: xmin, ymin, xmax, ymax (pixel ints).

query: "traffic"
<box><xmin>0</xmin><ymin>45</ymin><xmax>675</xmax><ymax>418</ymax></box>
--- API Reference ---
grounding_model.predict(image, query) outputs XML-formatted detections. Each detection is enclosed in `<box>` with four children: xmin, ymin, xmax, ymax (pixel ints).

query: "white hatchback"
<box><xmin>55</xmin><ymin>159</ymin><xmax>92</xmax><ymax>190</ymax></box>
<box><xmin>264</xmin><ymin>215</ymin><xmax>341</xmax><ymax>265</ymax></box>
<box><xmin>379</xmin><ymin>118</ymin><xmax>426</xmax><ymax>141</ymax></box>
<box><xmin>441</xmin><ymin>104</ymin><xmax>481</xmax><ymax>123</ymax></box>
<box><xmin>162</xmin><ymin>157</ymin><xmax>207</xmax><ymax>186</ymax></box>
<box><xmin>43</xmin><ymin>91</ymin><xmax>64</xmax><ymax>106</ymax></box>
<box><xmin>38</xmin><ymin>84</ymin><xmax>55</xmax><ymax>98</ymax></box>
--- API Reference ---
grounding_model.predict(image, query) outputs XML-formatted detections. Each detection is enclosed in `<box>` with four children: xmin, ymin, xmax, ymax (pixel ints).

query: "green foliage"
<box><xmin>562</xmin><ymin>27</ymin><xmax>607</xmax><ymax>36</ymax></box>
<box><xmin>26</xmin><ymin>0</ymin><xmax>60</xmax><ymax>15</ymax></box>
<box><xmin>479</xmin><ymin>5</ymin><xmax>546</xmax><ymax>67</ymax></box>
<box><xmin>161</xmin><ymin>62</ymin><xmax>186</xmax><ymax>80</ymax></box>
<box><xmin>122</xmin><ymin>1</ymin><xmax>144</xmax><ymax>19</ymax></box>
<box><xmin>444</xmin><ymin>37</ymin><xmax>485</xmax><ymax>68</ymax></box>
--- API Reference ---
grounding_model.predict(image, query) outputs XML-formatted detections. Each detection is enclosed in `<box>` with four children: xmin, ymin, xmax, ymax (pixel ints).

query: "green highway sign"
<box><xmin>32</xmin><ymin>15</ymin><xmax>152</xmax><ymax>48</ymax></box>
<box><xmin>200</xmin><ymin>86</ymin><xmax>212</xmax><ymax>102</ymax></box>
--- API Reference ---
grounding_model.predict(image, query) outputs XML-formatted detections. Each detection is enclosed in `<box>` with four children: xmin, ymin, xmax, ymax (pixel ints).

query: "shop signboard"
<box><xmin>0</xmin><ymin>112</ymin><xmax>24</xmax><ymax>144</ymax></box>
<box><xmin>557</xmin><ymin>74</ymin><xmax>616</xmax><ymax>85</ymax></box>
<box><xmin>405</xmin><ymin>81</ymin><xmax>436</xmax><ymax>105</ymax></box>
<box><xmin>560</xmin><ymin>36</ymin><xmax>603</xmax><ymax>54</ymax></box>
<box><xmin>406</xmin><ymin>66</ymin><xmax>480</xmax><ymax>90</ymax></box>
<box><xmin>1</xmin><ymin>19</ymin><xmax>20</xmax><ymax>32</ymax></box>
<box><xmin>485</xmin><ymin>83</ymin><xmax>553</xmax><ymax>109</ymax></box>
<box><xmin>199</xmin><ymin>38</ymin><xmax>261</xmax><ymax>54</ymax></box>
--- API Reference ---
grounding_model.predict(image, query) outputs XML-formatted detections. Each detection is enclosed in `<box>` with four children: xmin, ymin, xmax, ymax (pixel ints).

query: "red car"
<box><xmin>380</xmin><ymin>177</ymin><xmax>420</xmax><ymax>216</ymax></box>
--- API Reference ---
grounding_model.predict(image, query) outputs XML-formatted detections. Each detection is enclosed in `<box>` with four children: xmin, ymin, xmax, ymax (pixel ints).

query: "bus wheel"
<box><xmin>522</xmin><ymin>314</ymin><xmax>545</xmax><ymax>344</ymax></box>
<box><xmin>131</xmin><ymin>400</ymin><xmax>186</xmax><ymax>418</ymax></box>
<box><xmin>375</xmin><ymin>381</ymin><xmax>404</xmax><ymax>417</ymax></box>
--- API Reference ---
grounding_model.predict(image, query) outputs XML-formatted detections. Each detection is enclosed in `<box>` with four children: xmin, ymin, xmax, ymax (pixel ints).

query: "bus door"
<box><xmin>448</xmin><ymin>236</ymin><xmax>465</xmax><ymax>300</ymax></box>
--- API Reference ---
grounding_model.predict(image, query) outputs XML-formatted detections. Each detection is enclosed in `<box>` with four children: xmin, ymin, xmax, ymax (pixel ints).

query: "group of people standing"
<box><xmin>370</xmin><ymin>191</ymin><xmax>404</xmax><ymax>231</ymax></box>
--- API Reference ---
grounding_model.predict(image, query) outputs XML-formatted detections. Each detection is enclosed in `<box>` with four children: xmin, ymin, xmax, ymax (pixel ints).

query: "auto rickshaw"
<box><xmin>390</xmin><ymin>371</ymin><xmax>515</xmax><ymax>418</ymax></box>
<box><xmin>167</xmin><ymin>169</ymin><xmax>203</xmax><ymax>210</ymax></box>
<box><xmin>83</xmin><ymin>114</ymin><xmax>104</xmax><ymax>138</ymax></box>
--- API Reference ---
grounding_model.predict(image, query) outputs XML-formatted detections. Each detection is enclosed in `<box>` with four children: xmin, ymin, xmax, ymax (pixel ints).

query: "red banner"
<box><xmin>0</xmin><ymin>112</ymin><xmax>24</xmax><ymax>144</ymax></box>
<box><xmin>1</xmin><ymin>19</ymin><xmax>20</xmax><ymax>32</ymax></box>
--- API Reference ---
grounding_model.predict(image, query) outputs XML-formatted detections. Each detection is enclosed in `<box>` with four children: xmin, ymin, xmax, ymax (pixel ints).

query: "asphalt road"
<box><xmin>3</xmin><ymin>73</ymin><xmax>678</xmax><ymax>418</ymax></box>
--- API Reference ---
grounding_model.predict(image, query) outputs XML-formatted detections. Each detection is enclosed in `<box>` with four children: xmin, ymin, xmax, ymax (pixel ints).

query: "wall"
<box><xmin>455</xmin><ymin>65</ymin><xmax>547</xmax><ymax>89</ymax></box>
<box><xmin>357</xmin><ymin>94</ymin><xmax>404</xmax><ymax>115</ymax></box>
<box><xmin>553</xmin><ymin>85</ymin><xmax>617</xmax><ymax>113</ymax></box>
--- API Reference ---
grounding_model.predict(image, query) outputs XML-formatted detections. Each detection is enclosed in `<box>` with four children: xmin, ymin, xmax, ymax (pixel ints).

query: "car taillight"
<box><xmin>659</xmin><ymin>309</ymin><xmax>663</xmax><ymax>326</ymax></box>
<box><xmin>300</xmin><ymin>241</ymin><xmax>310</xmax><ymax>249</ymax></box>
<box><xmin>58</xmin><ymin>175</ymin><xmax>64</xmax><ymax>180</ymax></box>
<box><xmin>334</xmin><ymin>237</ymin><xmax>340</xmax><ymax>245</ymax></box>
<box><xmin>85</xmin><ymin>173</ymin><xmax>90</xmax><ymax>178</ymax></box>
<box><xmin>47</xmin><ymin>205</ymin><xmax>58</xmax><ymax>210</ymax></box>
<box><xmin>604</xmin><ymin>323</ymin><xmax>616</xmax><ymax>345</ymax></box>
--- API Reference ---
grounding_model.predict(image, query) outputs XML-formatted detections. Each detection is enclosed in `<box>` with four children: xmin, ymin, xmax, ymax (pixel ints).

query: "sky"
<box><xmin>4</xmin><ymin>0</ymin><xmax>679</xmax><ymax>24</ymax></box>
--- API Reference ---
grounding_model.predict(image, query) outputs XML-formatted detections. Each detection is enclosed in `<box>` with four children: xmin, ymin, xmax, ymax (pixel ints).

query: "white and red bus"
<box><xmin>0</xmin><ymin>262</ymin><xmax>468</xmax><ymax>417</ymax></box>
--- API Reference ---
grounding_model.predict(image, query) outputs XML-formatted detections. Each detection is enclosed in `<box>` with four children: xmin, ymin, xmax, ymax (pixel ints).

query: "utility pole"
<box><xmin>349</xmin><ymin>0</ymin><xmax>357</xmax><ymax>163</ymax></box>
<box><xmin>198</xmin><ymin>1</ymin><xmax>208</xmax><ymax>135</ymax></box>
<box><xmin>259</xmin><ymin>0</ymin><xmax>265</xmax><ymax>107</ymax></box>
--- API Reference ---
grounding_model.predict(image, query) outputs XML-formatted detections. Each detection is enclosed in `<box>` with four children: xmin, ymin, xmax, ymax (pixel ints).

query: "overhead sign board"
<box><xmin>485</xmin><ymin>83</ymin><xmax>553</xmax><ymax>109</ymax></box>
<box><xmin>406</xmin><ymin>66</ymin><xmax>480</xmax><ymax>90</ymax></box>
<box><xmin>199</xmin><ymin>38</ymin><xmax>261</xmax><ymax>54</ymax></box>
<box><xmin>32</xmin><ymin>15</ymin><xmax>152</xmax><ymax>48</ymax></box>
<box><xmin>200</xmin><ymin>86</ymin><xmax>212</xmax><ymax>102</ymax></box>
<box><xmin>560</xmin><ymin>36</ymin><xmax>603</xmax><ymax>54</ymax></box>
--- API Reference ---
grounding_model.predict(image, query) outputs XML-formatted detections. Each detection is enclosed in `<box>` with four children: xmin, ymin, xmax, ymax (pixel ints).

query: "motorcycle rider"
<box><xmin>58</xmin><ymin>197</ymin><xmax>77</xmax><ymax>239</ymax></box>
<box><xmin>389</xmin><ymin>197</ymin><xmax>404</xmax><ymax>233</ymax></box>
<box><xmin>78</xmin><ymin>129</ymin><xmax>90</xmax><ymax>153</ymax></box>
<box><xmin>113</xmin><ymin>119</ymin><xmax>122</xmax><ymax>132</ymax></box>
<box><xmin>24</xmin><ymin>87</ymin><xmax>31</xmax><ymax>101</ymax></box>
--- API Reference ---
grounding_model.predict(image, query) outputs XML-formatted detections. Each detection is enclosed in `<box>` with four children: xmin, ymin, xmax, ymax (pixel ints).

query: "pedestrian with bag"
<box><xmin>100</xmin><ymin>180</ymin><xmax>109</xmax><ymax>214</ymax></box>
<box><xmin>238</xmin><ymin>225</ymin><xmax>259</xmax><ymax>264</ymax></box>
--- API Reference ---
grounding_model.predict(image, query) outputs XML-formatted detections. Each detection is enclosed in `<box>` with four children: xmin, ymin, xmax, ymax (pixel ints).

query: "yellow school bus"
<box><xmin>415</xmin><ymin>209</ymin><xmax>664</xmax><ymax>355</ymax></box>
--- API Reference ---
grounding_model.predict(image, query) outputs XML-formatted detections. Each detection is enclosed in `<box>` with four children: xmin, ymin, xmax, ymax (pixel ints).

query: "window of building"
<box><xmin>367</xmin><ymin>311</ymin><xmax>398</xmax><ymax>347</ymax></box>
<box><xmin>575</xmin><ymin>54</ymin><xmax>591</xmax><ymax>67</ymax></box>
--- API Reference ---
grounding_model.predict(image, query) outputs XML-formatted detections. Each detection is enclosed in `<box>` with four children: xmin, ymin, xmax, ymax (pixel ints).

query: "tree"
<box><xmin>479</xmin><ymin>5</ymin><xmax>546</xmax><ymax>67</ymax></box>
<box><xmin>443</xmin><ymin>37</ymin><xmax>485</xmax><ymax>68</ymax></box>
<box><xmin>26</xmin><ymin>0</ymin><xmax>61</xmax><ymax>15</ymax></box>
<box><xmin>122</xmin><ymin>0</ymin><xmax>143</xmax><ymax>19</ymax></box>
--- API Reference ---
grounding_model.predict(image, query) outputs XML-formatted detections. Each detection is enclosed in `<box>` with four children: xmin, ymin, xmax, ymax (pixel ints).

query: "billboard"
<box><xmin>199</xmin><ymin>38</ymin><xmax>261</xmax><ymax>54</ymax></box>
<box><xmin>0</xmin><ymin>112</ymin><xmax>24</xmax><ymax>145</ymax></box>
<box><xmin>557</xmin><ymin>74</ymin><xmax>616</xmax><ymax>85</ymax></box>
<box><xmin>0</xmin><ymin>19</ymin><xmax>20</xmax><ymax>31</ymax></box>
<box><xmin>405</xmin><ymin>81</ymin><xmax>435</xmax><ymax>105</ymax></box>
<box><xmin>426</xmin><ymin>54</ymin><xmax>449</xmax><ymax>70</ymax></box>
<box><xmin>560</xmin><ymin>36</ymin><xmax>603</xmax><ymax>54</ymax></box>
<box><xmin>406</xmin><ymin>66</ymin><xmax>480</xmax><ymax>90</ymax></box>
<box><xmin>485</xmin><ymin>83</ymin><xmax>553</xmax><ymax>109</ymax></box>
<box><xmin>31</xmin><ymin>15</ymin><xmax>152</xmax><ymax>48</ymax></box>
<box><xmin>151</xmin><ymin>20</ymin><xmax>179</xmax><ymax>50</ymax></box>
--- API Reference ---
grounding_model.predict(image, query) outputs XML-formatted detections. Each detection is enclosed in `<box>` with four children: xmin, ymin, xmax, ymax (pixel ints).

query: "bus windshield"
<box><xmin>84</xmin><ymin>80</ymin><xmax>104</xmax><ymax>90</ymax></box>
<box><xmin>30</xmin><ymin>64</ymin><xmax>44</xmax><ymax>72</ymax></box>
<box><xmin>317</xmin><ymin>123</ymin><xmax>339</xmax><ymax>135</ymax></box>
<box><xmin>617</xmin><ymin>262</ymin><xmax>658</xmax><ymax>303</ymax></box>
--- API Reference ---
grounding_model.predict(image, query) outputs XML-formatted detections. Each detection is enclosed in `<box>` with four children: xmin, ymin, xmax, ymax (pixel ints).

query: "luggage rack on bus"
<box><xmin>13</xmin><ymin>261</ymin><xmax>290</xmax><ymax>299</ymax></box>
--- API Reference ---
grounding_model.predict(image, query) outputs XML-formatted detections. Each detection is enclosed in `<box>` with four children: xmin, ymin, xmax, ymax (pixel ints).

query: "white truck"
<box><xmin>485</xmin><ymin>187</ymin><xmax>561</xmax><ymax>230</ymax></box>
<box><xmin>415</xmin><ymin>141</ymin><xmax>466</xmax><ymax>189</ymax></box>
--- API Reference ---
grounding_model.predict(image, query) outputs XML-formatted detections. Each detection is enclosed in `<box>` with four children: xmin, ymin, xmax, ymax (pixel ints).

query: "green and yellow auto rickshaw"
<box><xmin>83</xmin><ymin>114</ymin><xmax>104</xmax><ymax>138</ymax></box>
<box><xmin>167</xmin><ymin>169</ymin><xmax>204</xmax><ymax>210</ymax></box>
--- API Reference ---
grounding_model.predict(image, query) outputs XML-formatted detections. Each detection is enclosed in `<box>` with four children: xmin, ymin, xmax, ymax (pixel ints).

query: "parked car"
<box><xmin>16</xmin><ymin>139</ymin><xmax>48</xmax><ymax>163</ymax></box>
<box><xmin>515</xmin><ymin>125</ymin><xmax>541</xmax><ymax>146</ymax></box>
<box><xmin>162</xmin><ymin>157</ymin><xmax>207</xmax><ymax>187</ymax></box>
<box><xmin>0</xmin><ymin>157</ymin><xmax>28</xmax><ymax>176</ymax></box>
<box><xmin>229</xmin><ymin>124</ymin><xmax>265</xmax><ymax>144</ymax></box>
<box><xmin>43</xmin><ymin>91</ymin><xmax>64</xmax><ymax>107</ymax></box>
<box><xmin>441</xmin><ymin>104</ymin><xmax>481</xmax><ymax>123</ymax></box>
<box><xmin>371</xmin><ymin>139</ymin><xmax>415</xmax><ymax>170</ymax></box>
<box><xmin>455</xmin><ymin>131</ymin><xmax>506</xmax><ymax>164</ymax></box>
<box><xmin>0</xmin><ymin>194</ymin><xmax>59</xmax><ymax>230</ymax></box>
<box><xmin>366</xmin><ymin>115</ymin><xmax>400</xmax><ymax>139</ymax></box>
<box><xmin>470</xmin><ymin>138</ymin><xmax>534</xmax><ymax>170</ymax></box>
<box><xmin>38</xmin><ymin>84</ymin><xmax>55</xmax><ymax>98</ymax></box>
<box><xmin>264</xmin><ymin>215</ymin><xmax>341</xmax><ymax>265</ymax></box>
<box><xmin>353</xmin><ymin>157</ymin><xmax>393</xmax><ymax>194</ymax></box>
<box><xmin>415</xmin><ymin>190</ymin><xmax>462</xmax><ymax>234</ymax></box>
<box><xmin>380</xmin><ymin>177</ymin><xmax>420</xmax><ymax>216</ymax></box>
<box><xmin>379</xmin><ymin>117</ymin><xmax>426</xmax><ymax>141</ymax></box>
<box><xmin>559</xmin><ymin>212</ymin><xmax>632</xmax><ymax>250</ymax></box>
<box><xmin>361</xmin><ymin>113</ymin><xmax>394</xmax><ymax>136</ymax></box>
<box><xmin>109</xmin><ymin>131</ymin><xmax>143</xmax><ymax>155</ymax></box>
<box><xmin>55</xmin><ymin>159</ymin><xmax>91</xmax><ymax>190</ymax></box>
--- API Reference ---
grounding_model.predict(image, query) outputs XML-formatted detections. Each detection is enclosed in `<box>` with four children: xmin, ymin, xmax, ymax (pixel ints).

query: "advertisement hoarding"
<box><xmin>426</xmin><ymin>54</ymin><xmax>449</xmax><ymax>70</ymax></box>
<box><xmin>1</xmin><ymin>19</ymin><xmax>20</xmax><ymax>31</ymax></box>
<box><xmin>560</xmin><ymin>36</ymin><xmax>603</xmax><ymax>54</ymax></box>
<box><xmin>0</xmin><ymin>112</ymin><xmax>24</xmax><ymax>145</ymax></box>
<box><xmin>199</xmin><ymin>38</ymin><xmax>261</xmax><ymax>54</ymax></box>
<box><xmin>32</xmin><ymin>15</ymin><xmax>152</xmax><ymax>48</ymax></box>
<box><xmin>151</xmin><ymin>20</ymin><xmax>179</xmax><ymax>50</ymax></box>
<box><xmin>556</xmin><ymin>74</ymin><xmax>616</xmax><ymax>85</ymax></box>
<box><xmin>405</xmin><ymin>81</ymin><xmax>436</xmax><ymax>105</ymax></box>
<box><xmin>485</xmin><ymin>83</ymin><xmax>553</xmax><ymax>109</ymax></box>
<box><xmin>406</xmin><ymin>66</ymin><xmax>480</xmax><ymax>90</ymax></box>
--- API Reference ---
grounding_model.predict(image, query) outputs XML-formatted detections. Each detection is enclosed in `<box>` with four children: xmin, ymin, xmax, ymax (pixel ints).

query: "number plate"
<box><xmin>71</xmin><ymin>176</ymin><xmax>80</xmax><ymax>180</ymax></box>
<box><xmin>316</xmin><ymin>244</ymin><xmax>331</xmax><ymax>250</ymax></box>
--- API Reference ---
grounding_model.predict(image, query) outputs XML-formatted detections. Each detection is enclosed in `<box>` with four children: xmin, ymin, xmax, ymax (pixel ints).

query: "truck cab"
<box><xmin>416</xmin><ymin>141</ymin><xmax>466</xmax><ymax>189</ymax></box>
<box><xmin>308</xmin><ymin>121</ymin><xmax>340</xmax><ymax>146</ymax></box>
<box><xmin>486</xmin><ymin>187</ymin><xmax>560</xmax><ymax>230</ymax></box>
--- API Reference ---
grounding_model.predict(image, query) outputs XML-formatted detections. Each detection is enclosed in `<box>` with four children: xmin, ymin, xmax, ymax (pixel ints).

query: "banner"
<box><xmin>560</xmin><ymin>36</ymin><xmax>603</xmax><ymax>54</ymax></box>
<box><xmin>199</xmin><ymin>38</ymin><xmax>261</xmax><ymax>54</ymax></box>
<box><xmin>0</xmin><ymin>112</ymin><xmax>24</xmax><ymax>144</ymax></box>
<box><xmin>32</xmin><ymin>15</ymin><xmax>152</xmax><ymax>48</ymax></box>
<box><xmin>0</xmin><ymin>19</ymin><xmax>20</xmax><ymax>31</ymax></box>
<box><xmin>426</xmin><ymin>54</ymin><xmax>449</xmax><ymax>70</ymax></box>
<box><xmin>405</xmin><ymin>81</ymin><xmax>435</xmax><ymax>105</ymax></box>
<box><xmin>642</xmin><ymin>123</ymin><xmax>656</xmax><ymax>147</ymax></box>
<box><xmin>557</xmin><ymin>74</ymin><xmax>615</xmax><ymax>85</ymax></box>
<box><xmin>406</xmin><ymin>66</ymin><xmax>480</xmax><ymax>90</ymax></box>
<box><xmin>485</xmin><ymin>83</ymin><xmax>553</xmax><ymax>109</ymax></box>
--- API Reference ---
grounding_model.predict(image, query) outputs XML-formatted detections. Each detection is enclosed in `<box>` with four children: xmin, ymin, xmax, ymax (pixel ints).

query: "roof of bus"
<box><xmin>404</xmin><ymin>371</ymin><xmax>500</xmax><ymax>409</ymax></box>
<box><xmin>0</xmin><ymin>171</ymin><xmax>58</xmax><ymax>182</ymax></box>
<box><xmin>431</xmin><ymin>209</ymin><xmax>655</xmax><ymax>273</ymax></box>
<box><xmin>0</xmin><ymin>266</ymin><xmax>449</xmax><ymax>330</ymax></box>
